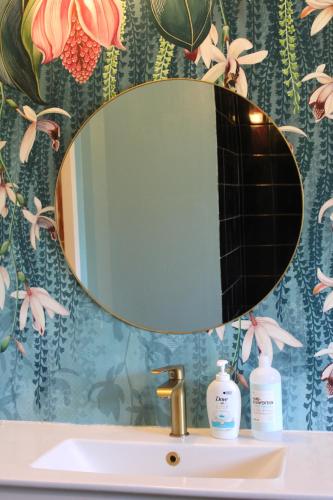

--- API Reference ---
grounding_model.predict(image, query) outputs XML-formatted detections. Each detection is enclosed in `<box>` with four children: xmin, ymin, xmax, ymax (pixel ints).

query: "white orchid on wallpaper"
<box><xmin>318</xmin><ymin>198</ymin><xmax>333</xmax><ymax>223</ymax></box>
<box><xmin>184</xmin><ymin>24</ymin><xmax>220</xmax><ymax>67</ymax></box>
<box><xmin>200</xmin><ymin>33</ymin><xmax>268</xmax><ymax>97</ymax></box>
<box><xmin>232</xmin><ymin>314</ymin><xmax>303</xmax><ymax>363</ymax></box>
<box><xmin>302</xmin><ymin>64</ymin><xmax>333</xmax><ymax>121</ymax></box>
<box><xmin>10</xmin><ymin>286</ymin><xmax>69</xmax><ymax>335</ymax></box>
<box><xmin>278</xmin><ymin>125</ymin><xmax>307</xmax><ymax>152</ymax></box>
<box><xmin>313</xmin><ymin>268</ymin><xmax>333</xmax><ymax>312</ymax></box>
<box><xmin>300</xmin><ymin>1</ymin><xmax>333</xmax><ymax>36</ymax></box>
<box><xmin>0</xmin><ymin>266</ymin><xmax>10</xmax><ymax>310</ymax></box>
<box><xmin>23</xmin><ymin>197</ymin><xmax>56</xmax><ymax>250</ymax></box>
<box><xmin>0</xmin><ymin>142</ymin><xmax>17</xmax><ymax>217</ymax></box>
<box><xmin>17</xmin><ymin>105</ymin><xmax>71</xmax><ymax>163</ymax></box>
<box><xmin>278</xmin><ymin>125</ymin><xmax>307</xmax><ymax>137</ymax></box>
<box><xmin>0</xmin><ymin>131</ymin><xmax>69</xmax><ymax>351</ymax></box>
<box><xmin>314</xmin><ymin>342</ymin><xmax>333</xmax><ymax>398</ymax></box>
<box><xmin>207</xmin><ymin>325</ymin><xmax>225</xmax><ymax>341</ymax></box>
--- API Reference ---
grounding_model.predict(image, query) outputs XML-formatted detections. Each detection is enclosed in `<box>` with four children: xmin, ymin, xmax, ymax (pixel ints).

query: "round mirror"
<box><xmin>56</xmin><ymin>79</ymin><xmax>303</xmax><ymax>333</ymax></box>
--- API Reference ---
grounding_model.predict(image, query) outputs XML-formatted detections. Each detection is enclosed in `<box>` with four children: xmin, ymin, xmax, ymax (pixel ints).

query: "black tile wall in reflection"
<box><xmin>216</xmin><ymin>92</ymin><xmax>244</xmax><ymax>322</ymax></box>
<box><xmin>215</xmin><ymin>87</ymin><xmax>302</xmax><ymax>323</ymax></box>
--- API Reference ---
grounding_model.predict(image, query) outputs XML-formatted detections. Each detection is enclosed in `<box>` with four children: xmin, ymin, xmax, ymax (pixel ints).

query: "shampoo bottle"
<box><xmin>250</xmin><ymin>354</ymin><xmax>283</xmax><ymax>441</ymax></box>
<box><xmin>207</xmin><ymin>360</ymin><xmax>241</xmax><ymax>439</ymax></box>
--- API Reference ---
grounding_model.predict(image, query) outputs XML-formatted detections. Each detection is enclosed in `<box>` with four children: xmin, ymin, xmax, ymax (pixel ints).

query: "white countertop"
<box><xmin>0</xmin><ymin>420</ymin><xmax>332</xmax><ymax>499</ymax></box>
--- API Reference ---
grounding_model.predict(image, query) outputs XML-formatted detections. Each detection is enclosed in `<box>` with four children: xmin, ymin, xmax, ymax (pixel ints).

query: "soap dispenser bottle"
<box><xmin>207</xmin><ymin>360</ymin><xmax>241</xmax><ymax>439</ymax></box>
<box><xmin>250</xmin><ymin>354</ymin><xmax>283</xmax><ymax>441</ymax></box>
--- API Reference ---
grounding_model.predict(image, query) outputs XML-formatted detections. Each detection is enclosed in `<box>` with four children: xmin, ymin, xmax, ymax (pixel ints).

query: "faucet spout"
<box><xmin>155</xmin><ymin>379</ymin><xmax>180</xmax><ymax>399</ymax></box>
<box><xmin>151</xmin><ymin>365</ymin><xmax>189</xmax><ymax>437</ymax></box>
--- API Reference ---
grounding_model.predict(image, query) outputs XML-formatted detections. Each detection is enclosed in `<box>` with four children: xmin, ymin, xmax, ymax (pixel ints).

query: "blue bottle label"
<box><xmin>210</xmin><ymin>392</ymin><xmax>236</xmax><ymax>430</ymax></box>
<box><xmin>211</xmin><ymin>418</ymin><xmax>235</xmax><ymax>429</ymax></box>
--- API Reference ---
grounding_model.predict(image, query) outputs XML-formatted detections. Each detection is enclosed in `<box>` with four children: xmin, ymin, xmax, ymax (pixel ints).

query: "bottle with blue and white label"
<box><xmin>207</xmin><ymin>360</ymin><xmax>241</xmax><ymax>439</ymax></box>
<box><xmin>250</xmin><ymin>354</ymin><xmax>283</xmax><ymax>441</ymax></box>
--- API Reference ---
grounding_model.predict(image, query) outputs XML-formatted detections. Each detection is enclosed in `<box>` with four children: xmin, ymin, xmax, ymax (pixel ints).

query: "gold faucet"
<box><xmin>151</xmin><ymin>365</ymin><xmax>189</xmax><ymax>437</ymax></box>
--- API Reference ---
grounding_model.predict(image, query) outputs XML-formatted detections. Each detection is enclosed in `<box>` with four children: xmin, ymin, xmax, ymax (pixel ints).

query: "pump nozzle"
<box><xmin>216</xmin><ymin>359</ymin><xmax>230</xmax><ymax>380</ymax></box>
<box><xmin>258</xmin><ymin>354</ymin><xmax>271</xmax><ymax>368</ymax></box>
<box><xmin>217</xmin><ymin>359</ymin><xmax>228</xmax><ymax>371</ymax></box>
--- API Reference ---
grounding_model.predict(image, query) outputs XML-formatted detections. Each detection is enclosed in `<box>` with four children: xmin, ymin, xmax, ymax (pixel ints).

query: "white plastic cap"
<box><xmin>216</xmin><ymin>359</ymin><xmax>230</xmax><ymax>380</ymax></box>
<box><xmin>258</xmin><ymin>354</ymin><xmax>271</xmax><ymax>368</ymax></box>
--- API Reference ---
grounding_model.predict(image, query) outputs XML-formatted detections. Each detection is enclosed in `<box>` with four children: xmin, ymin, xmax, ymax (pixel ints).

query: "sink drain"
<box><xmin>166</xmin><ymin>451</ymin><xmax>180</xmax><ymax>466</ymax></box>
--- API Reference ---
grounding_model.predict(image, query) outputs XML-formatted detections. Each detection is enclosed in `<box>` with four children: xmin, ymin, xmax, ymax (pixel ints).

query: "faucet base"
<box><xmin>170</xmin><ymin>432</ymin><xmax>189</xmax><ymax>438</ymax></box>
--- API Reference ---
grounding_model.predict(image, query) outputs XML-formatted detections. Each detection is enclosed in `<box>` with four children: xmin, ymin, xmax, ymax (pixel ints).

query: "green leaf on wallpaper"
<box><xmin>16</xmin><ymin>193</ymin><xmax>25</xmax><ymax>206</ymax></box>
<box><xmin>21</xmin><ymin>0</ymin><xmax>42</xmax><ymax>81</ymax></box>
<box><xmin>0</xmin><ymin>336</ymin><xmax>11</xmax><ymax>353</ymax></box>
<box><xmin>0</xmin><ymin>240</ymin><xmax>10</xmax><ymax>255</ymax></box>
<box><xmin>0</xmin><ymin>0</ymin><xmax>44</xmax><ymax>103</ymax></box>
<box><xmin>5</xmin><ymin>98</ymin><xmax>18</xmax><ymax>108</ymax></box>
<box><xmin>149</xmin><ymin>0</ymin><xmax>214</xmax><ymax>51</ymax></box>
<box><xmin>17</xmin><ymin>271</ymin><xmax>26</xmax><ymax>282</ymax></box>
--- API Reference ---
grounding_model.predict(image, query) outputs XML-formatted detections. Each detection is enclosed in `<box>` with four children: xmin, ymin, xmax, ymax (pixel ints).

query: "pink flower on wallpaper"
<box><xmin>300</xmin><ymin>1</ymin><xmax>333</xmax><ymax>36</ymax></box>
<box><xmin>17</xmin><ymin>105</ymin><xmax>70</xmax><ymax>163</ymax></box>
<box><xmin>23</xmin><ymin>197</ymin><xmax>56</xmax><ymax>250</ymax></box>
<box><xmin>0</xmin><ymin>266</ymin><xmax>10</xmax><ymax>310</ymax></box>
<box><xmin>232</xmin><ymin>313</ymin><xmax>302</xmax><ymax>363</ymax></box>
<box><xmin>0</xmin><ymin>178</ymin><xmax>17</xmax><ymax>218</ymax></box>
<box><xmin>0</xmin><ymin>140</ymin><xmax>17</xmax><ymax>217</ymax></box>
<box><xmin>201</xmin><ymin>37</ymin><xmax>268</xmax><ymax>97</ymax></box>
<box><xmin>314</xmin><ymin>342</ymin><xmax>333</xmax><ymax>398</ymax></box>
<box><xmin>15</xmin><ymin>340</ymin><xmax>26</xmax><ymax>356</ymax></box>
<box><xmin>313</xmin><ymin>268</ymin><xmax>333</xmax><ymax>312</ymax></box>
<box><xmin>31</xmin><ymin>0</ymin><xmax>125</xmax><ymax>83</ymax></box>
<box><xmin>302</xmin><ymin>64</ymin><xmax>333</xmax><ymax>121</ymax></box>
<box><xmin>11</xmin><ymin>286</ymin><xmax>69</xmax><ymax>335</ymax></box>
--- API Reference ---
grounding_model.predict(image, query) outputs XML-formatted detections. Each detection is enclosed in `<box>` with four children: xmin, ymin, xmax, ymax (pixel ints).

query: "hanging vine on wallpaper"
<box><xmin>278</xmin><ymin>0</ymin><xmax>302</xmax><ymax>114</ymax></box>
<box><xmin>0</xmin><ymin>0</ymin><xmax>304</xmax><ymax>367</ymax></box>
<box><xmin>0</xmin><ymin>0</ymin><xmax>126</xmax><ymax>354</ymax></box>
<box><xmin>188</xmin><ymin>3</ymin><xmax>304</xmax><ymax>375</ymax></box>
<box><xmin>299</xmin><ymin>0</ymin><xmax>333</xmax><ymax>399</ymax></box>
<box><xmin>0</xmin><ymin>0</ymin><xmax>332</xmax><ymax>421</ymax></box>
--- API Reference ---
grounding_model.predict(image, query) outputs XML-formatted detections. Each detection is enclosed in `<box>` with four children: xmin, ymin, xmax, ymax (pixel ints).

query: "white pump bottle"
<box><xmin>206</xmin><ymin>360</ymin><xmax>241</xmax><ymax>439</ymax></box>
<box><xmin>250</xmin><ymin>354</ymin><xmax>283</xmax><ymax>441</ymax></box>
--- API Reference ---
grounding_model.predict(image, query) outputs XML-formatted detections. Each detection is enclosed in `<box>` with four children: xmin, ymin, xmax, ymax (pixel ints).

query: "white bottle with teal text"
<box><xmin>250</xmin><ymin>354</ymin><xmax>283</xmax><ymax>441</ymax></box>
<box><xmin>207</xmin><ymin>360</ymin><xmax>241</xmax><ymax>439</ymax></box>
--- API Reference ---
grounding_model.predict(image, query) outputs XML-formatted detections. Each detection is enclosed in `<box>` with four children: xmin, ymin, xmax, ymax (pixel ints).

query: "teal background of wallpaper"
<box><xmin>0</xmin><ymin>0</ymin><xmax>332</xmax><ymax>430</ymax></box>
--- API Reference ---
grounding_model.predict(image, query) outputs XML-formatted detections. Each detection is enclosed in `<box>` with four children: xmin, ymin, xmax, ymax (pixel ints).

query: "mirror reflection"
<box><xmin>56</xmin><ymin>80</ymin><xmax>302</xmax><ymax>333</ymax></box>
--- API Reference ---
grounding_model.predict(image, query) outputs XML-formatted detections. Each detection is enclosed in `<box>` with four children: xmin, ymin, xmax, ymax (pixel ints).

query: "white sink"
<box><xmin>0</xmin><ymin>422</ymin><xmax>333</xmax><ymax>499</ymax></box>
<box><xmin>32</xmin><ymin>437</ymin><xmax>286</xmax><ymax>479</ymax></box>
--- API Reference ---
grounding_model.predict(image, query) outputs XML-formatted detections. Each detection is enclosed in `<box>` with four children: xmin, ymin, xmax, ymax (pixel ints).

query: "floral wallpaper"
<box><xmin>0</xmin><ymin>0</ymin><xmax>332</xmax><ymax>430</ymax></box>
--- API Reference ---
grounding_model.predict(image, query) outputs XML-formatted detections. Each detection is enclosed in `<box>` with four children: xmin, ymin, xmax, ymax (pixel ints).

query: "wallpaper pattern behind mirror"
<box><xmin>0</xmin><ymin>0</ymin><xmax>331</xmax><ymax>430</ymax></box>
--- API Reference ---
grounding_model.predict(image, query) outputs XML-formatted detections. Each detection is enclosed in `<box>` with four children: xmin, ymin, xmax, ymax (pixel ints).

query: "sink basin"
<box><xmin>32</xmin><ymin>438</ymin><xmax>286</xmax><ymax>479</ymax></box>
<box><xmin>1</xmin><ymin>422</ymin><xmax>333</xmax><ymax>499</ymax></box>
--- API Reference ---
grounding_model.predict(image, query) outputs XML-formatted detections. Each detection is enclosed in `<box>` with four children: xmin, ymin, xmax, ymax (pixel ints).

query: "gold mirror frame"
<box><xmin>55</xmin><ymin>79</ymin><xmax>304</xmax><ymax>334</ymax></box>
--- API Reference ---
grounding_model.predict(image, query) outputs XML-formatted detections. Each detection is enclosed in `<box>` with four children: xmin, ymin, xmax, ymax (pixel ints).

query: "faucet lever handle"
<box><xmin>151</xmin><ymin>365</ymin><xmax>184</xmax><ymax>380</ymax></box>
